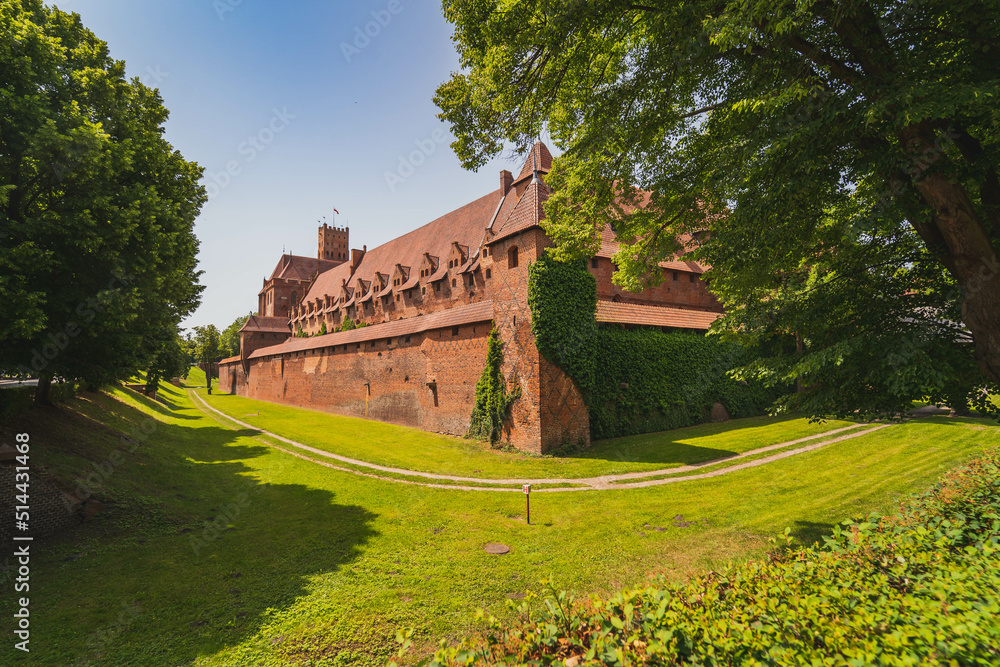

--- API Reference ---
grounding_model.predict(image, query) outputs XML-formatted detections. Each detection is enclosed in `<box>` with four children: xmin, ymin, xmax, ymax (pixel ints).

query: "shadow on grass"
<box><xmin>789</xmin><ymin>520</ymin><xmax>835</xmax><ymax>548</ymax></box>
<box><xmin>10</xmin><ymin>389</ymin><xmax>380</xmax><ymax>666</ymax></box>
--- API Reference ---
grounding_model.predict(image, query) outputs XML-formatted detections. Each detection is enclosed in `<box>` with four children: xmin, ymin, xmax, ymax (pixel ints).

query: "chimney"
<box><xmin>350</xmin><ymin>247</ymin><xmax>366</xmax><ymax>274</ymax></box>
<box><xmin>500</xmin><ymin>170</ymin><xmax>513</xmax><ymax>195</ymax></box>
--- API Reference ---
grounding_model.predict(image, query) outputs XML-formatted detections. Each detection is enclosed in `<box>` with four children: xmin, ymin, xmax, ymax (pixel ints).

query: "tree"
<box><xmin>467</xmin><ymin>329</ymin><xmax>521</xmax><ymax>444</ymax></box>
<box><xmin>316</xmin><ymin>321</ymin><xmax>327</xmax><ymax>336</ymax></box>
<box><xmin>0</xmin><ymin>0</ymin><xmax>205</xmax><ymax>403</ymax></box>
<box><xmin>192</xmin><ymin>325</ymin><xmax>221</xmax><ymax>394</ymax></box>
<box><xmin>143</xmin><ymin>325</ymin><xmax>188</xmax><ymax>397</ymax></box>
<box><xmin>436</xmin><ymin>0</ymin><xmax>1000</xmax><ymax>418</ymax></box>
<box><xmin>220</xmin><ymin>313</ymin><xmax>251</xmax><ymax>358</ymax></box>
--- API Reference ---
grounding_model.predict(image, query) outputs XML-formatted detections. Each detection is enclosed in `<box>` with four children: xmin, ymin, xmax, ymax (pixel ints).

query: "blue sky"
<box><xmin>61</xmin><ymin>0</ymin><xmax>529</xmax><ymax>330</ymax></box>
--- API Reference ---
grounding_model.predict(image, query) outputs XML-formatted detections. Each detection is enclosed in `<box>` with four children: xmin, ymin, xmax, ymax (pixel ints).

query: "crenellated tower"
<box><xmin>318</xmin><ymin>223</ymin><xmax>349</xmax><ymax>261</ymax></box>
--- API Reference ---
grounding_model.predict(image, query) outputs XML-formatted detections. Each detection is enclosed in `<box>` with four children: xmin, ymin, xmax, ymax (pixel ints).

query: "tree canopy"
<box><xmin>0</xmin><ymin>0</ymin><xmax>205</xmax><ymax>401</ymax></box>
<box><xmin>436</xmin><ymin>0</ymin><xmax>1000</xmax><ymax>419</ymax></box>
<box><xmin>220</xmin><ymin>312</ymin><xmax>251</xmax><ymax>359</ymax></box>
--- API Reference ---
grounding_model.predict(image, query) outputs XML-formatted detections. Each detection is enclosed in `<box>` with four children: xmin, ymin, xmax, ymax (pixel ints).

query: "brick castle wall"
<box><xmin>221</xmin><ymin>323</ymin><xmax>490</xmax><ymax>437</ymax></box>
<box><xmin>485</xmin><ymin>227</ymin><xmax>590</xmax><ymax>454</ymax></box>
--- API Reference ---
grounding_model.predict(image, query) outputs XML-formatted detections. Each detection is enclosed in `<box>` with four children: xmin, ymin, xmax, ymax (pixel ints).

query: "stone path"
<box><xmin>190</xmin><ymin>391</ymin><xmax>890</xmax><ymax>492</ymax></box>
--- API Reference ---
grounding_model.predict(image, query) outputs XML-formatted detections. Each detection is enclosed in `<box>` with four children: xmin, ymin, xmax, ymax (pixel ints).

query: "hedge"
<box><xmin>412</xmin><ymin>448</ymin><xmax>1000</xmax><ymax>666</ymax></box>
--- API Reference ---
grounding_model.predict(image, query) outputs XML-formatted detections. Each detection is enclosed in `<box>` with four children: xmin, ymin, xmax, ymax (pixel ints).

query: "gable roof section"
<box><xmin>303</xmin><ymin>190</ymin><xmax>503</xmax><ymax>304</ymax></box>
<box><xmin>267</xmin><ymin>254</ymin><xmax>340</xmax><ymax>283</ymax></box>
<box><xmin>489</xmin><ymin>179</ymin><xmax>548</xmax><ymax>244</ymax></box>
<box><xmin>513</xmin><ymin>142</ymin><xmax>553</xmax><ymax>183</ymax></box>
<box><xmin>246</xmin><ymin>300</ymin><xmax>494</xmax><ymax>360</ymax></box>
<box><xmin>240</xmin><ymin>315</ymin><xmax>292</xmax><ymax>334</ymax></box>
<box><xmin>596</xmin><ymin>301</ymin><xmax>720</xmax><ymax>330</ymax></box>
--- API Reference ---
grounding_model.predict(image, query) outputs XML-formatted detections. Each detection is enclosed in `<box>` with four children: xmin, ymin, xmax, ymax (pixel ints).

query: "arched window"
<box><xmin>508</xmin><ymin>245</ymin><xmax>519</xmax><ymax>269</ymax></box>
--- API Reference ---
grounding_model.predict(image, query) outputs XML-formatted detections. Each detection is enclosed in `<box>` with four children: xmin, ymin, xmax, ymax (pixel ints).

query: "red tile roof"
<box><xmin>244</xmin><ymin>300</ymin><xmax>494</xmax><ymax>360</ymax></box>
<box><xmin>514</xmin><ymin>142</ymin><xmax>553</xmax><ymax>183</ymax></box>
<box><xmin>302</xmin><ymin>190</ymin><xmax>503</xmax><ymax>305</ymax></box>
<box><xmin>240</xmin><ymin>315</ymin><xmax>292</xmax><ymax>334</ymax></box>
<box><xmin>490</xmin><ymin>179</ymin><xmax>548</xmax><ymax>244</ymax></box>
<box><xmin>219</xmin><ymin>355</ymin><xmax>241</xmax><ymax>365</ymax></box>
<box><xmin>596</xmin><ymin>301</ymin><xmax>720</xmax><ymax>330</ymax></box>
<box><xmin>596</xmin><ymin>225</ymin><xmax>709</xmax><ymax>273</ymax></box>
<box><xmin>266</xmin><ymin>254</ymin><xmax>341</xmax><ymax>283</ymax></box>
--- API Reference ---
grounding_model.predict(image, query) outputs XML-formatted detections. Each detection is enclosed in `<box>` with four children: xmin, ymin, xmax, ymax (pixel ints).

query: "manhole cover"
<box><xmin>484</xmin><ymin>543</ymin><xmax>510</xmax><ymax>555</ymax></box>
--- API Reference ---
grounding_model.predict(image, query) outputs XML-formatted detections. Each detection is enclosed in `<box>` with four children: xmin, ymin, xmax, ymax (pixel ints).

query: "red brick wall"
<box><xmin>220</xmin><ymin>323</ymin><xmax>490</xmax><ymax>437</ymax></box>
<box><xmin>486</xmin><ymin>227</ymin><xmax>590</xmax><ymax>454</ymax></box>
<box><xmin>589</xmin><ymin>257</ymin><xmax>722</xmax><ymax>312</ymax></box>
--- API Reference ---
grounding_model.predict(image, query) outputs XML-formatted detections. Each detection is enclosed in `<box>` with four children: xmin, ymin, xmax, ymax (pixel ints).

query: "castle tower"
<box><xmin>318</xmin><ymin>223</ymin><xmax>349</xmax><ymax>261</ymax></box>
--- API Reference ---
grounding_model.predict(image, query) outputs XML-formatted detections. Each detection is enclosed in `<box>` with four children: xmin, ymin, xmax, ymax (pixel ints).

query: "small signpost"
<box><xmin>522</xmin><ymin>484</ymin><xmax>531</xmax><ymax>525</ymax></box>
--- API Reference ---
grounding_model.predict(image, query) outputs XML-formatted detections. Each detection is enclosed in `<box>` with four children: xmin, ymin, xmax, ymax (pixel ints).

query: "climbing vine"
<box><xmin>467</xmin><ymin>329</ymin><xmax>521</xmax><ymax>446</ymax></box>
<box><xmin>528</xmin><ymin>251</ymin><xmax>780</xmax><ymax>440</ymax></box>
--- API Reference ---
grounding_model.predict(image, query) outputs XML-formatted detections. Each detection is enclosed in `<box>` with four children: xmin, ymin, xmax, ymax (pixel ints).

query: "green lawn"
<box><xmin>196</xmin><ymin>375</ymin><xmax>860</xmax><ymax>480</ymax></box>
<box><xmin>4</xmin><ymin>378</ymin><xmax>997</xmax><ymax>666</ymax></box>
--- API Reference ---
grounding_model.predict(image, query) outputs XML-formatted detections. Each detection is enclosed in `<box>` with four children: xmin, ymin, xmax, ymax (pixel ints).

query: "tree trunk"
<box><xmin>899</xmin><ymin>124</ymin><xmax>1000</xmax><ymax>386</ymax></box>
<box><xmin>35</xmin><ymin>374</ymin><xmax>53</xmax><ymax>405</ymax></box>
<box><xmin>206</xmin><ymin>363</ymin><xmax>213</xmax><ymax>395</ymax></box>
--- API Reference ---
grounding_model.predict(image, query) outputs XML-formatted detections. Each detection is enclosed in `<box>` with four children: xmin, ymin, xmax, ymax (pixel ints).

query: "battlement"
<box><xmin>318</xmin><ymin>223</ymin><xmax>349</xmax><ymax>261</ymax></box>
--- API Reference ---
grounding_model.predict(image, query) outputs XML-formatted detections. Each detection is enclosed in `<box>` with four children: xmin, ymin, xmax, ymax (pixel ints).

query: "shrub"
<box><xmin>467</xmin><ymin>329</ymin><xmax>521</xmax><ymax>445</ymax></box>
<box><xmin>420</xmin><ymin>449</ymin><xmax>1000</xmax><ymax>666</ymax></box>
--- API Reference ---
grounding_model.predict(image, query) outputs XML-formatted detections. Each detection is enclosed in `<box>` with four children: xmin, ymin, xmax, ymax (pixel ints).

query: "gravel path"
<box><xmin>190</xmin><ymin>391</ymin><xmax>890</xmax><ymax>492</ymax></box>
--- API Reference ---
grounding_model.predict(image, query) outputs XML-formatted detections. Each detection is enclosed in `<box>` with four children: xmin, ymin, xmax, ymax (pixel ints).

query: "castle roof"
<box><xmin>596</xmin><ymin>225</ymin><xmax>709</xmax><ymax>274</ymax></box>
<box><xmin>302</xmin><ymin>190</ymin><xmax>504</xmax><ymax>305</ymax></box>
<box><xmin>513</xmin><ymin>142</ymin><xmax>553</xmax><ymax>183</ymax></box>
<box><xmin>240</xmin><ymin>315</ymin><xmax>293</xmax><ymax>334</ymax></box>
<box><xmin>264</xmin><ymin>254</ymin><xmax>341</xmax><ymax>287</ymax></box>
<box><xmin>596</xmin><ymin>301</ymin><xmax>719</xmax><ymax>330</ymax></box>
<box><xmin>489</xmin><ymin>178</ymin><xmax>548</xmax><ymax>244</ymax></box>
<box><xmin>248</xmin><ymin>300</ymin><xmax>494</xmax><ymax>360</ymax></box>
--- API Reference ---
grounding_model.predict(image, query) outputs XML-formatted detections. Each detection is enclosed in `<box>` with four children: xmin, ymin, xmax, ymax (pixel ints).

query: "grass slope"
<box><xmin>1</xmin><ymin>378</ymin><xmax>995</xmax><ymax>666</ymax></box>
<box><xmin>198</xmin><ymin>377</ymin><xmax>859</xmax><ymax>480</ymax></box>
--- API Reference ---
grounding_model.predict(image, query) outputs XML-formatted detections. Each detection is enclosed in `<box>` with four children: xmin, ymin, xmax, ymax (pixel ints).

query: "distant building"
<box><xmin>219</xmin><ymin>143</ymin><xmax>721</xmax><ymax>453</ymax></box>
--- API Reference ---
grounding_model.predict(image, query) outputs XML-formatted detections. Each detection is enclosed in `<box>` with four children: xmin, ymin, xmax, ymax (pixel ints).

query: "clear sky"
<box><xmin>59</xmin><ymin>0</ymin><xmax>530</xmax><ymax>331</ymax></box>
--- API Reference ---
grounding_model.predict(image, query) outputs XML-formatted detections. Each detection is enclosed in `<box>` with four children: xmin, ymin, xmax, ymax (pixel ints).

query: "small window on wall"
<box><xmin>451</xmin><ymin>278</ymin><xmax>456</xmax><ymax>287</ymax></box>
<box><xmin>485</xmin><ymin>268</ymin><xmax>491</xmax><ymax>279</ymax></box>
<box><xmin>590</xmin><ymin>257</ymin><xmax>599</xmax><ymax>268</ymax></box>
<box><xmin>508</xmin><ymin>246</ymin><xmax>519</xmax><ymax>269</ymax></box>
<box><xmin>672</xmin><ymin>272</ymin><xmax>679</xmax><ymax>281</ymax></box>
<box><xmin>452</xmin><ymin>326</ymin><xmax>459</xmax><ymax>336</ymax></box>
<box><xmin>689</xmin><ymin>275</ymin><xmax>696</xmax><ymax>283</ymax></box>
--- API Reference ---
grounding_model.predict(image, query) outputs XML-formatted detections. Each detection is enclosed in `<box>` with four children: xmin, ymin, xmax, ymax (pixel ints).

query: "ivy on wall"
<box><xmin>527</xmin><ymin>254</ymin><xmax>597</xmax><ymax>390</ymax></box>
<box><xmin>467</xmin><ymin>329</ymin><xmax>522</xmax><ymax>445</ymax></box>
<box><xmin>527</xmin><ymin>252</ymin><xmax>779</xmax><ymax>440</ymax></box>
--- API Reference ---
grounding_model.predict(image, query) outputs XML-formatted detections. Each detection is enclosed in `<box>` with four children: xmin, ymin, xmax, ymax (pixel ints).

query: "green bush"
<box><xmin>420</xmin><ymin>449</ymin><xmax>1000</xmax><ymax>666</ymax></box>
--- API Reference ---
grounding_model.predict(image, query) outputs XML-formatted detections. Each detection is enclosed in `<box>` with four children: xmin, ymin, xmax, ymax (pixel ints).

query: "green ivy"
<box><xmin>528</xmin><ymin>252</ymin><xmax>778</xmax><ymax>439</ymax></box>
<box><xmin>467</xmin><ymin>329</ymin><xmax>521</xmax><ymax>445</ymax></box>
<box><xmin>527</xmin><ymin>254</ymin><xmax>597</xmax><ymax>390</ymax></box>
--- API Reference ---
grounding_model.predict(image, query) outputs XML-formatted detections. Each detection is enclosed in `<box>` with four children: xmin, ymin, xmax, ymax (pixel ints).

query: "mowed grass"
<box><xmin>3</xmin><ymin>378</ymin><xmax>997</xmax><ymax>666</ymax></box>
<box><xmin>196</xmin><ymin>374</ymin><xmax>860</xmax><ymax>479</ymax></box>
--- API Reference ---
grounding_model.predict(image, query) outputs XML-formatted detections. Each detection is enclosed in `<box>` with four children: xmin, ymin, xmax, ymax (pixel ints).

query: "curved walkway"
<box><xmin>190</xmin><ymin>391</ymin><xmax>890</xmax><ymax>492</ymax></box>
